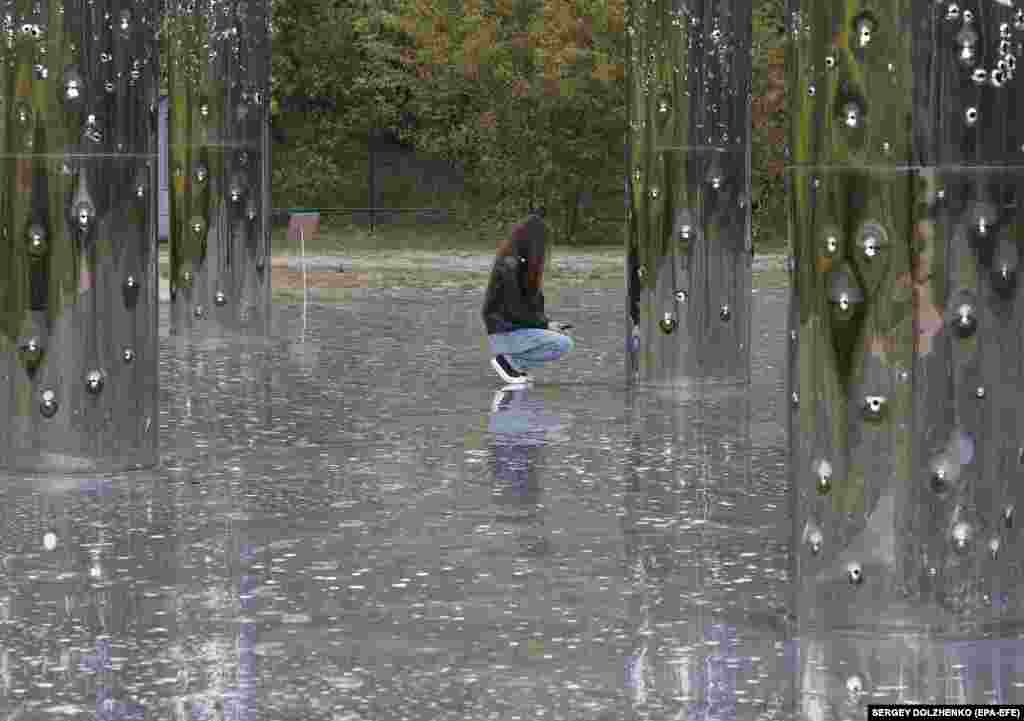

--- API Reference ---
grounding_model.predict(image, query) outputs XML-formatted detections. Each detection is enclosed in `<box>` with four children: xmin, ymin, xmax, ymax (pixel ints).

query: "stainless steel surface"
<box><xmin>788</xmin><ymin>0</ymin><xmax>1024</xmax><ymax>708</ymax></box>
<box><xmin>626</xmin><ymin>0</ymin><xmax>754</xmax><ymax>383</ymax></box>
<box><xmin>166</xmin><ymin>0</ymin><xmax>271</xmax><ymax>335</ymax></box>
<box><xmin>0</xmin><ymin>0</ymin><xmax>159</xmax><ymax>472</ymax></box>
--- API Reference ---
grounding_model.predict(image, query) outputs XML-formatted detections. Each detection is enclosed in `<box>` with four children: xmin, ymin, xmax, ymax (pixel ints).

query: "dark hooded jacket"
<box><xmin>482</xmin><ymin>214</ymin><xmax>549</xmax><ymax>334</ymax></box>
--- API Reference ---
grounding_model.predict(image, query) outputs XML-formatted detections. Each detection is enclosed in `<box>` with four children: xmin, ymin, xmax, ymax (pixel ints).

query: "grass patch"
<box><xmin>161</xmin><ymin>265</ymin><xmax>785</xmax><ymax>293</ymax></box>
<box><xmin>163</xmin><ymin>214</ymin><xmax>789</xmax><ymax>258</ymax></box>
<box><xmin>157</xmin><ymin>234</ymin><xmax>789</xmax><ymax>295</ymax></box>
<box><xmin>756</xmin><ymin>268</ymin><xmax>790</xmax><ymax>290</ymax></box>
<box><xmin>270</xmin><ymin>218</ymin><xmax>789</xmax><ymax>256</ymax></box>
<box><xmin>272</xmin><ymin>220</ymin><xmax>536</xmax><ymax>256</ymax></box>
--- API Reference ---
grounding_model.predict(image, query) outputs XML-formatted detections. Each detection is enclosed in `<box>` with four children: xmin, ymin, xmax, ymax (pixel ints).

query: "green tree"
<box><xmin>752</xmin><ymin>0</ymin><xmax>789</xmax><ymax>249</ymax></box>
<box><xmin>267</xmin><ymin>0</ymin><xmax>790</xmax><ymax>245</ymax></box>
<box><xmin>270</xmin><ymin>0</ymin><xmax>413</xmax><ymax>210</ymax></box>
<box><xmin>379</xmin><ymin>0</ymin><xmax>627</xmax><ymax>243</ymax></box>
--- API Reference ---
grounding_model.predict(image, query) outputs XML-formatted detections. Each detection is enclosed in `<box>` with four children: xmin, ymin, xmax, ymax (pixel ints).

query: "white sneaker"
<box><xmin>491</xmin><ymin>355</ymin><xmax>529</xmax><ymax>384</ymax></box>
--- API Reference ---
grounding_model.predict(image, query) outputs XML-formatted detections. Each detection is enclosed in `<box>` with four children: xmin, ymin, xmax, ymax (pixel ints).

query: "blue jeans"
<box><xmin>488</xmin><ymin>329</ymin><xmax>574</xmax><ymax>371</ymax></box>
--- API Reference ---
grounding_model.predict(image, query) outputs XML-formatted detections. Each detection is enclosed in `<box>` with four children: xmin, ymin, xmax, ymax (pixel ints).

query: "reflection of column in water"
<box><xmin>166</xmin><ymin>337</ymin><xmax>273</xmax><ymax>463</ymax></box>
<box><xmin>620</xmin><ymin>382</ymin><xmax>772</xmax><ymax>715</ymax></box>
<box><xmin>166</xmin><ymin>0</ymin><xmax>271</xmax><ymax>335</ymax></box>
<box><xmin>625</xmin><ymin>0</ymin><xmax>753</xmax><ymax>383</ymax></box>
<box><xmin>164</xmin><ymin>495</ymin><xmax>255</xmax><ymax>721</ymax></box>
<box><xmin>131</xmin><ymin>480</ymin><xmax>181</xmax><ymax>717</ymax></box>
<box><xmin>0</xmin><ymin>476</ymin><xmax>174</xmax><ymax>718</ymax></box>
<box><xmin>0</xmin><ymin>0</ymin><xmax>159</xmax><ymax>472</ymax></box>
<box><xmin>621</xmin><ymin>386</ymin><xmax>692</xmax><ymax>711</ymax></box>
<box><xmin>788</xmin><ymin>0</ymin><xmax>1024</xmax><ymax>704</ymax></box>
<box><xmin>227</xmin><ymin>542</ymin><xmax>258</xmax><ymax>721</ymax></box>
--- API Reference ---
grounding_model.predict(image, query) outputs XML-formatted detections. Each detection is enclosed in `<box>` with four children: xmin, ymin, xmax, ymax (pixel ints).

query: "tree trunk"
<box><xmin>0</xmin><ymin>0</ymin><xmax>159</xmax><ymax>471</ymax></box>
<box><xmin>789</xmin><ymin>0</ymin><xmax>1024</xmax><ymax>702</ymax></box>
<box><xmin>166</xmin><ymin>0</ymin><xmax>271</xmax><ymax>335</ymax></box>
<box><xmin>626</xmin><ymin>0</ymin><xmax>753</xmax><ymax>384</ymax></box>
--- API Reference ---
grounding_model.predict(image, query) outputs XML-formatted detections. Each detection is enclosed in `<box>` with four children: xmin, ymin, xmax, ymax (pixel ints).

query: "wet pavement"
<box><xmin>1</xmin><ymin>284</ymin><xmax>1022</xmax><ymax>720</ymax></box>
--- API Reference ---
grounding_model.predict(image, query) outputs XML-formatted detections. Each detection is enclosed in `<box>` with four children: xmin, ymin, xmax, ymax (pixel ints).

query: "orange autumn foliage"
<box><xmin>607</xmin><ymin>0</ymin><xmax>625</xmax><ymax>34</ymax></box>
<box><xmin>396</xmin><ymin>0</ymin><xmax>624</xmax><ymax>99</ymax></box>
<box><xmin>495</xmin><ymin>0</ymin><xmax>516</xmax><ymax>17</ymax></box>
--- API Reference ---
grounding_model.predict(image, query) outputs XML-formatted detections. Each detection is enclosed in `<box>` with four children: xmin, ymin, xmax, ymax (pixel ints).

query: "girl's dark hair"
<box><xmin>497</xmin><ymin>215</ymin><xmax>545</xmax><ymax>291</ymax></box>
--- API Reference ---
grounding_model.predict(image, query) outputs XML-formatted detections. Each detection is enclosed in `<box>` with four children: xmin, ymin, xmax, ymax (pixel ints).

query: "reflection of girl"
<box><xmin>482</xmin><ymin>211</ymin><xmax>574</xmax><ymax>385</ymax></box>
<box><xmin>489</xmin><ymin>387</ymin><xmax>554</xmax><ymax>511</ymax></box>
<box><xmin>489</xmin><ymin>386</ymin><xmax>563</xmax><ymax>554</ymax></box>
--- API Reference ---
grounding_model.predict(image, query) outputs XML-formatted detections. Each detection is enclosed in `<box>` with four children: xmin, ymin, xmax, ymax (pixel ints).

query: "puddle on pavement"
<box><xmin>1</xmin><ymin>288</ymin><xmax>1022</xmax><ymax>719</ymax></box>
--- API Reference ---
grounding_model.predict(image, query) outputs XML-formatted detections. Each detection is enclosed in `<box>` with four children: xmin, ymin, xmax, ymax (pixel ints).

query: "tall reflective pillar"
<box><xmin>0</xmin><ymin>0</ymin><xmax>159</xmax><ymax>472</ymax></box>
<box><xmin>789</xmin><ymin>0</ymin><xmax>1024</xmax><ymax>705</ymax></box>
<box><xmin>626</xmin><ymin>0</ymin><xmax>753</xmax><ymax>384</ymax></box>
<box><xmin>165</xmin><ymin>0</ymin><xmax>271</xmax><ymax>335</ymax></box>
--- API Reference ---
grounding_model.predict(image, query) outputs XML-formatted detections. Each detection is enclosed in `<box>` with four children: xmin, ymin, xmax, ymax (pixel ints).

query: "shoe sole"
<box><xmin>491</xmin><ymin>358</ymin><xmax>528</xmax><ymax>385</ymax></box>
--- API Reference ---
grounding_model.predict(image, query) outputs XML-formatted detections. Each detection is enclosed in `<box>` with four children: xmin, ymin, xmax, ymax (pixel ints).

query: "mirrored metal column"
<box><xmin>626</xmin><ymin>0</ymin><xmax>753</xmax><ymax>384</ymax></box>
<box><xmin>789</xmin><ymin>0</ymin><xmax>1024</xmax><ymax>703</ymax></box>
<box><xmin>787</xmin><ymin>0</ymin><xmax>918</xmax><ymax>634</ymax></box>
<box><xmin>0</xmin><ymin>0</ymin><xmax>159</xmax><ymax>472</ymax></box>
<box><xmin>906</xmin><ymin>0</ymin><xmax>1024</xmax><ymax>634</ymax></box>
<box><xmin>165</xmin><ymin>0</ymin><xmax>271</xmax><ymax>335</ymax></box>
